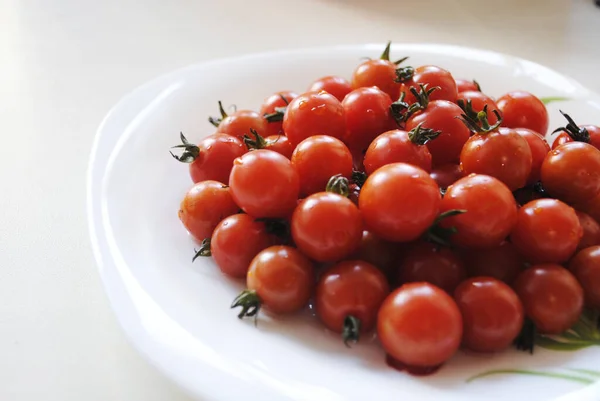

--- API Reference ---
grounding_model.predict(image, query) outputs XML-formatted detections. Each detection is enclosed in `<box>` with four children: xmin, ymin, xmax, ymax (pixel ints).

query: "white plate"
<box><xmin>87</xmin><ymin>44</ymin><xmax>600</xmax><ymax>401</ymax></box>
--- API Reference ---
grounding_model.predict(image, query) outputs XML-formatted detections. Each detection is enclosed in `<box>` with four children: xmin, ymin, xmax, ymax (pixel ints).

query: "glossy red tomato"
<box><xmin>351</xmin><ymin>60</ymin><xmax>400</xmax><ymax>101</ymax></box>
<box><xmin>460</xmin><ymin>126</ymin><xmax>532</xmax><ymax>191</ymax></box>
<box><xmin>244</xmin><ymin>245</ymin><xmax>314</xmax><ymax>314</ymax></box>
<box><xmin>396</xmin><ymin>242</ymin><xmax>467</xmax><ymax>293</ymax></box>
<box><xmin>510</xmin><ymin>199</ymin><xmax>582</xmax><ymax>263</ymax></box>
<box><xmin>291</xmin><ymin>192</ymin><xmax>362</xmax><ymax>262</ymax></box>
<box><xmin>215</xmin><ymin>105</ymin><xmax>268</xmax><ymax>141</ymax></box>
<box><xmin>569</xmin><ymin>246</ymin><xmax>600</xmax><ymax>308</ymax></box>
<box><xmin>406</xmin><ymin>100</ymin><xmax>471</xmax><ymax>166</ymax></box>
<box><xmin>229</xmin><ymin>150</ymin><xmax>299</xmax><ymax>218</ymax></box>
<box><xmin>496</xmin><ymin>91</ymin><xmax>549</xmax><ymax>135</ymax></box>
<box><xmin>455</xmin><ymin>277</ymin><xmax>524</xmax><ymax>352</ymax></box>
<box><xmin>514</xmin><ymin>128</ymin><xmax>551</xmax><ymax>184</ymax></box>
<box><xmin>171</xmin><ymin>133</ymin><xmax>246</xmax><ymax>185</ymax></box>
<box><xmin>363</xmin><ymin>127</ymin><xmax>434</xmax><ymax>175</ymax></box>
<box><xmin>211</xmin><ymin>214</ymin><xmax>273</xmax><ymax>278</ymax></box>
<box><xmin>260</xmin><ymin>90</ymin><xmax>298</xmax><ymax>137</ymax></box>
<box><xmin>262</xmin><ymin>135</ymin><xmax>294</xmax><ymax>159</ymax></box>
<box><xmin>352</xmin><ymin>231</ymin><xmax>399</xmax><ymax>278</ymax></box>
<box><xmin>316</xmin><ymin>261</ymin><xmax>390</xmax><ymax>343</ymax></box>
<box><xmin>401</xmin><ymin>65</ymin><xmax>458</xmax><ymax>103</ymax></box>
<box><xmin>514</xmin><ymin>264</ymin><xmax>583</xmax><ymax>334</ymax></box>
<box><xmin>359</xmin><ymin>163</ymin><xmax>441</xmax><ymax>242</ymax></box>
<box><xmin>439</xmin><ymin>174</ymin><xmax>518</xmax><ymax>249</ymax></box>
<box><xmin>291</xmin><ymin>135</ymin><xmax>353</xmax><ymax>196</ymax></box>
<box><xmin>541</xmin><ymin>142</ymin><xmax>600</xmax><ymax>205</ymax></box>
<box><xmin>378</xmin><ymin>283</ymin><xmax>463</xmax><ymax>367</ymax></box>
<box><xmin>309</xmin><ymin>76</ymin><xmax>352</xmax><ymax>102</ymax></box>
<box><xmin>577</xmin><ymin>192</ymin><xmax>600</xmax><ymax>223</ymax></box>
<box><xmin>462</xmin><ymin>242</ymin><xmax>524</xmax><ymax>284</ymax></box>
<box><xmin>282</xmin><ymin>91</ymin><xmax>346</xmax><ymax>147</ymax></box>
<box><xmin>457</xmin><ymin>91</ymin><xmax>501</xmax><ymax>125</ymax></box>
<box><xmin>430</xmin><ymin>164</ymin><xmax>464</xmax><ymax>190</ymax></box>
<box><xmin>342</xmin><ymin>87</ymin><xmax>395</xmax><ymax>151</ymax></box>
<box><xmin>178</xmin><ymin>180</ymin><xmax>239</xmax><ymax>242</ymax></box>
<box><xmin>551</xmin><ymin>111</ymin><xmax>600</xmax><ymax>150</ymax></box>
<box><xmin>455</xmin><ymin>79</ymin><xmax>480</xmax><ymax>93</ymax></box>
<box><xmin>575</xmin><ymin>211</ymin><xmax>600</xmax><ymax>250</ymax></box>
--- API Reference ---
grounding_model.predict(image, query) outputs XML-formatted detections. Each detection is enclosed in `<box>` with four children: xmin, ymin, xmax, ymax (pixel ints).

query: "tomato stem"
<box><xmin>351</xmin><ymin>170</ymin><xmax>367</xmax><ymax>188</ymax></box>
<box><xmin>170</xmin><ymin>132</ymin><xmax>200</xmax><ymax>163</ymax></box>
<box><xmin>192</xmin><ymin>238</ymin><xmax>212</xmax><ymax>261</ymax></box>
<box><xmin>342</xmin><ymin>315</ymin><xmax>361</xmax><ymax>347</ymax></box>
<box><xmin>514</xmin><ymin>318</ymin><xmax>536</xmax><ymax>354</ymax></box>
<box><xmin>473</xmin><ymin>80</ymin><xmax>482</xmax><ymax>92</ymax></box>
<box><xmin>457</xmin><ymin>105</ymin><xmax>502</xmax><ymax>135</ymax></box>
<box><xmin>231</xmin><ymin>290</ymin><xmax>262</xmax><ymax>324</ymax></box>
<box><xmin>552</xmin><ymin>110</ymin><xmax>591</xmax><ymax>143</ymax></box>
<box><xmin>393</xmin><ymin>56</ymin><xmax>409</xmax><ymax>66</ymax></box>
<box><xmin>390</xmin><ymin>91</ymin><xmax>411</xmax><ymax>126</ymax></box>
<box><xmin>409</xmin><ymin>84</ymin><xmax>440</xmax><ymax>113</ymax></box>
<box><xmin>379</xmin><ymin>41</ymin><xmax>392</xmax><ymax>61</ymax></box>
<box><xmin>243</xmin><ymin>128</ymin><xmax>268</xmax><ymax>150</ymax></box>
<box><xmin>264</xmin><ymin>106</ymin><xmax>287</xmax><ymax>123</ymax></box>
<box><xmin>457</xmin><ymin>99</ymin><xmax>479</xmax><ymax>121</ymax></box>
<box><xmin>407</xmin><ymin>123</ymin><xmax>441</xmax><ymax>146</ymax></box>
<box><xmin>326</xmin><ymin>174</ymin><xmax>350</xmax><ymax>197</ymax></box>
<box><xmin>424</xmin><ymin>209</ymin><xmax>467</xmax><ymax>247</ymax></box>
<box><xmin>394</xmin><ymin>66</ymin><xmax>414</xmax><ymax>83</ymax></box>
<box><xmin>208</xmin><ymin>100</ymin><xmax>228</xmax><ymax>127</ymax></box>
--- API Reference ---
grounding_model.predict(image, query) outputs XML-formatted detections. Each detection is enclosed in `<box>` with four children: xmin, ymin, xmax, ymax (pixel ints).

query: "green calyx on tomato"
<box><xmin>263</xmin><ymin>96</ymin><xmax>289</xmax><ymax>123</ymax></box>
<box><xmin>390</xmin><ymin>91</ymin><xmax>412</xmax><ymax>126</ymax></box>
<box><xmin>342</xmin><ymin>315</ymin><xmax>362</xmax><ymax>348</ymax></box>
<box><xmin>552</xmin><ymin>110</ymin><xmax>591</xmax><ymax>143</ymax></box>
<box><xmin>242</xmin><ymin>128</ymin><xmax>268</xmax><ymax>150</ymax></box>
<box><xmin>208</xmin><ymin>100</ymin><xmax>228</xmax><ymax>127</ymax></box>
<box><xmin>351</xmin><ymin>170</ymin><xmax>367</xmax><ymax>188</ymax></box>
<box><xmin>514</xmin><ymin>317</ymin><xmax>536</xmax><ymax>354</ymax></box>
<box><xmin>231</xmin><ymin>289</ymin><xmax>262</xmax><ymax>323</ymax></box>
<box><xmin>458</xmin><ymin>105</ymin><xmax>503</xmax><ymax>135</ymax></box>
<box><xmin>424</xmin><ymin>209</ymin><xmax>467</xmax><ymax>247</ymax></box>
<box><xmin>407</xmin><ymin>123</ymin><xmax>441</xmax><ymax>146</ymax></box>
<box><xmin>325</xmin><ymin>174</ymin><xmax>351</xmax><ymax>197</ymax></box>
<box><xmin>394</xmin><ymin>66</ymin><xmax>414</xmax><ymax>83</ymax></box>
<box><xmin>378</xmin><ymin>40</ymin><xmax>409</xmax><ymax>65</ymax></box>
<box><xmin>192</xmin><ymin>238</ymin><xmax>212</xmax><ymax>261</ymax></box>
<box><xmin>409</xmin><ymin>83</ymin><xmax>440</xmax><ymax>112</ymax></box>
<box><xmin>170</xmin><ymin>132</ymin><xmax>200</xmax><ymax>163</ymax></box>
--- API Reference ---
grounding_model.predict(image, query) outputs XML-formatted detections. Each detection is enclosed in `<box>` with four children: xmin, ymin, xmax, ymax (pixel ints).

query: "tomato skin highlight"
<box><xmin>569</xmin><ymin>246</ymin><xmax>600</xmax><ymax>309</ymax></box>
<box><xmin>514</xmin><ymin>264</ymin><xmax>584</xmax><ymax>334</ymax></box>
<box><xmin>359</xmin><ymin>163</ymin><xmax>441</xmax><ymax>242</ymax></box>
<box><xmin>351</xmin><ymin>59</ymin><xmax>400</xmax><ymax>101</ymax></box>
<box><xmin>178</xmin><ymin>180</ymin><xmax>239</xmax><ymax>242</ymax></box>
<box><xmin>497</xmin><ymin>91</ymin><xmax>549</xmax><ymax>135</ymax></box>
<box><xmin>377</xmin><ymin>283</ymin><xmax>463</xmax><ymax>367</ymax></box>
<box><xmin>229</xmin><ymin>149</ymin><xmax>299</xmax><ymax>218</ymax></box>
<box><xmin>454</xmin><ymin>277</ymin><xmax>524</xmax><ymax>353</ymax></box>
<box><xmin>309</xmin><ymin>75</ymin><xmax>352</xmax><ymax>102</ymax></box>
<box><xmin>189</xmin><ymin>134</ymin><xmax>246</xmax><ymax>185</ymax></box>
<box><xmin>514</xmin><ymin>128</ymin><xmax>551</xmax><ymax>185</ymax></box>
<box><xmin>316</xmin><ymin>260</ymin><xmax>390</xmax><ymax>335</ymax></box>
<box><xmin>247</xmin><ymin>246</ymin><xmax>315</xmax><ymax>314</ymax></box>
<box><xmin>510</xmin><ymin>198</ymin><xmax>583</xmax><ymax>264</ymax></box>
<box><xmin>364</xmin><ymin>129</ymin><xmax>433</xmax><ymax>175</ymax></box>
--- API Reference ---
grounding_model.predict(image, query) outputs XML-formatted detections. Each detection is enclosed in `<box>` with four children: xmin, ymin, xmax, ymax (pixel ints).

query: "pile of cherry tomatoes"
<box><xmin>172</xmin><ymin>42</ymin><xmax>600</xmax><ymax>373</ymax></box>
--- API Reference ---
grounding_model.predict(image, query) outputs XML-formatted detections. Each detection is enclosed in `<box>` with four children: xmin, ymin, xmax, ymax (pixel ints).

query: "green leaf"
<box><xmin>536</xmin><ymin>336</ymin><xmax>596</xmax><ymax>351</ymax></box>
<box><xmin>566</xmin><ymin>369</ymin><xmax>600</xmax><ymax>378</ymax></box>
<box><xmin>539</xmin><ymin>96</ymin><xmax>571</xmax><ymax>105</ymax></box>
<box><xmin>467</xmin><ymin>369</ymin><xmax>594</xmax><ymax>384</ymax></box>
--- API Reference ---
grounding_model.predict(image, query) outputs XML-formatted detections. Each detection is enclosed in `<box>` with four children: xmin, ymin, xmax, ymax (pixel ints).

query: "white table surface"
<box><xmin>1</xmin><ymin>1</ymin><xmax>599</xmax><ymax>400</ymax></box>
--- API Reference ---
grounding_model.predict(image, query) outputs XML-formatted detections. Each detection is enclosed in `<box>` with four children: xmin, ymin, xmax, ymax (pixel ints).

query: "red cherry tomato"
<box><xmin>260</xmin><ymin>90</ymin><xmax>298</xmax><ymax>137</ymax></box>
<box><xmin>401</xmin><ymin>65</ymin><xmax>458</xmax><ymax>104</ymax></box>
<box><xmin>496</xmin><ymin>91</ymin><xmax>549</xmax><ymax>135</ymax></box>
<box><xmin>316</xmin><ymin>260</ymin><xmax>390</xmax><ymax>342</ymax></box>
<box><xmin>462</xmin><ymin>242</ymin><xmax>524</xmax><ymax>284</ymax></box>
<box><xmin>342</xmin><ymin>87</ymin><xmax>395</xmax><ymax>152</ymax></box>
<box><xmin>541</xmin><ymin>142</ymin><xmax>600</xmax><ymax>205</ymax></box>
<box><xmin>178</xmin><ymin>180</ymin><xmax>239</xmax><ymax>242</ymax></box>
<box><xmin>359</xmin><ymin>163</ymin><xmax>441</xmax><ymax>242</ymax></box>
<box><xmin>229</xmin><ymin>150</ymin><xmax>299</xmax><ymax>218</ymax></box>
<box><xmin>550</xmin><ymin>111</ymin><xmax>600</xmax><ymax>150</ymax></box>
<box><xmin>577</xmin><ymin>192</ymin><xmax>600</xmax><ymax>223</ymax></box>
<box><xmin>308</xmin><ymin>76</ymin><xmax>352</xmax><ymax>102</ymax></box>
<box><xmin>364</xmin><ymin>128</ymin><xmax>434</xmax><ymax>175</ymax></box>
<box><xmin>514</xmin><ymin>264</ymin><xmax>583</xmax><ymax>334</ymax></box>
<box><xmin>455</xmin><ymin>79</ymin><xmax>480</xmax><ymax>93</ymax></box>
<box><xmin>351</xmin><ymin>59</ymin><xmax>400</xmax><ymax>101</ymax></box>
<box><xmin>454</xmin><ymin>277</ymin><xmax>524</xmax><ymax>352</ymax></box>
<box><xmin>282</xmin><ymin>91</ymin><xmax>346</xmax><ymax>147</ymax></box>
<box><xmin>510</xmin><ymin>199</ymin><xmax>582</xmax><ymax>264</ymax></box>
<box><xmin>396</xmin><ymin>242</ymin><xmax>467</xmax><ymax>293</ymax></box>
<box><xmin>377</xmin><ymin>283</ymin><xmax>463</xmax><ymax>368</ymax></box>
<box><xmin>406</xmin><ymin>100</ymin><xmax>471</xmax><ymax>166</ymax></box>
<box><xmin>291</xmin><ymin>192</ymin><xmax>362</xmax><ymax>262</ymax></box>
<box><xmin>262</xmin><ymin>135</ymin><xmax>294</xmax><ymax>159</ymax></box>
<box><xmin>211</xmin><ymin>214</ymin><xmax>273</xmax><ymax>278</ymax></box>
<box><xmin>291</xmin><ymin>135</ymin><xmax>353</xmax><ymax>197</ymax></box>
<box><xmin>514</xmin><ymin>128</ymin><xmax>551</xmax><ymax>184</ymax></box>
<box><xmin>430</xmin><ymin>164</ymin><xmax>464</xmax><ymax>190</ymax></box>
<box><xmin>575</xmin><ymin>211</ymin><xmax>600</xmax><ymax>251</ymax></box>
<box><xmin>460</xmin><ymin>126</ymin><xmax>532</xmax><ymax>191</ymax></box>
<box><xmin>569</xmin><ymin>246</ymin><xmax>600</xmax><ymax>309</ymax></box>
<box><xmin>216</xmin><ymin>107</ymin><xmax>268</xmax><ymax>141</ymax></box>
<box><xmin>457</xmin><ymin>90</ymin><xmax>501</xmax><ymax>125</ymax></box>
<box><xmin>439</xmin><ymin>174</ymin><xmax>518</xmax><ymax>249</ymax></box>
<box><xmin>352</xmin><ymin>231</ymin><xmax>399</xmax><ymax>278</ymax></box>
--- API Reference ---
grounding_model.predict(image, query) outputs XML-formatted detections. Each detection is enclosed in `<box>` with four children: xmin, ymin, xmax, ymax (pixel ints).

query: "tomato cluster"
<box><xmin>172</xmin><ymin>42</ymin><xmax>600</xmax><ymax>374</ymax></box>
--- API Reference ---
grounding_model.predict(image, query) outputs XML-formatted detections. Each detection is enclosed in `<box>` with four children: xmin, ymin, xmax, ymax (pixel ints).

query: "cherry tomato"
<box><xmin>229</xmin><ymin>150</ymin><xmax>299</xmax><ymax>218</ymax></box>
<box><xmin>514</xmin><ymin>264</ymin><xmax>583</xmax><ymax>334</ymax></box>
<box><xmin>262</xmin><ymin>135</ymin><xmax>294</xmax><ymax>159</ymax></box>
<box><xmin>457</xmin><ymin>90</ymin><xmax>501</xmax><ymax>125</ymax></box>
<box><xmin>455</xmin><ymin>79</ymin><xmax>480</xmax><ymax>93</ymax></box>
<box><xmin>260</xmin><ymin>90</ymin><xmax>298</xmax><ymax>137</ymax></box>
<box><xmin>359</xmin><ymin>163</ymin><xmax>441</xmax><ymax>242</ymax></box>
<box><xmin>430</xmin><ymin>164</ymin><xmax>464</xmax><ymax>190</ymax></box>
<box><xmin>460</xmin><ymin>126</ymin><xmax>532</xmax><ymax>191</ymax></box>
<box><xmin>291</xmin><ymin>135</ymin><xmax>353</xmax><ymax>196</ymax></box>
<box><xmin>396</xmin><ymin>242</ymin><xmax>466</xmax><ymax>293</ymax></box>
<box><xmin>541</xmin><ymin>142</ymin><xmax>600</xmax><ymax>205</ymax></box>
<box><xmin>577</xmin><ymin>192</ymin><xmax>600</xmax><ymax>223</ymax></box>
<box><xmin>244</xmin><ymin>245</ymin><xmax>314</xmax><ymax>314</ymax></box>
<box><xmin>550</xmin><ymin>111</ymin><xmax>600</xmax><ymax>150</ymax></box>
<box><xmin>576</xmin><ymin>211</ymin><xmax>600</xmax><ymax>250</ymax></box>
<box><xmin>455</xmin><ymin>277</ymin><xmax>524</xmax><ymax>352</ymax></box>
<box><xmin>496</xmin><ymin>91</ymin><xmax>549</xmax><ymax>135</ymax></box>
<box><xmin>351</xmin><ymin>60</ymin><xmax>400</xmax><ymax>101</ymax></box>
<box><xmin>342</xmin><ymin>87</ymin><xmax>395</xmax><ymax>152</ymax></box>
<box><xmin>282</xmin><ymin>91</ymin><xmax>346</xmax><ymax>147</ymax></box>
<box><xmin>363</xmin><ymin>127</ymin><xmax>434</xmax><ymax>175</ymax></box>
<box><xmin>214</xmin><ymin>104</ymin><xmax>268</xmax><ymax>141</ymax></box>
<box><xmin>352</xmin><ymin>231</ymin><xmax>399</xmax><ymax>278</ymax></box>
<box><xmin>211</xmin><ymin>214</ymin><xmax>273</xmax><ymax>278</ymax></box>
<box><xmin>291</xmin><ymin>192</ymin><xmax>362</xmax><ymax>262</ymax></box>
<box><xmin>401</xmin><ymin>65</ymin><xmax>458</xmax><ymax>104</ymax></box>
<box><xmin>510</xmin><ymin>198</ymin><xmax>582</xmax><ymax>264</ymax></box>
<box><xmin>308</xmin><ymin>76</ymin><xmax>352</xmax><ymax>102</ymax></box>
<box><xmin>377</xmin><ymin>282</ymin><xmax>463</xmax><ymax>367</ymax></box>
<box><xmin>514</xmin><ymin>128</ymin><xmax>551</xmax><ymax>184</ymax></box>
<box><xmin>439</xmin><ymin>174</ymin><xmax>518</xmax><ymax>249</ymax></box>
<box><xmin>406</xmin><ymin>100</ymin><xmax>471</xmax><ymax>166</ymax></box>
<box><xmin>316</xmin><ymin>260</ymin><xmax>390</xmax><ymax>343</ymax></box>
<box><xmin>569</xmin><ymin>246</ymin><xmax>600</xmax><ymax>309</ymax></box>
<box><xmin>172</xmin><ymin>133</ymin><xmax>246</xmax><ymax>185</ymax></box>
<box><xmin>461</xmin><ymin>242</ymin><xmax>524</xmax><ymax>284</ymax></box>
<box><xmin>178</xmin><ymin>180</ymin><xmax>239</xmax><ymax>242</ymax></box>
